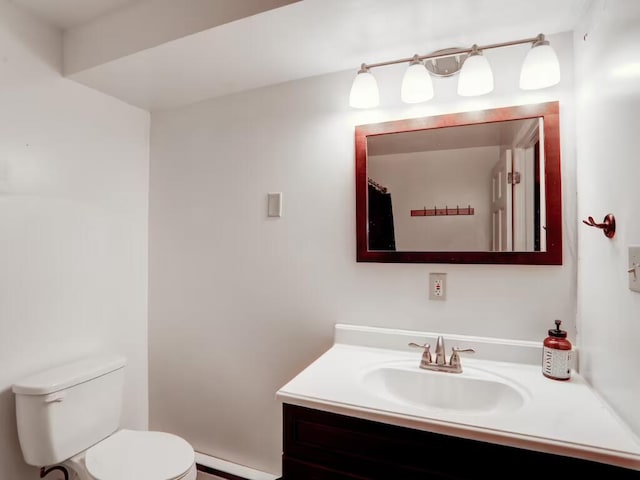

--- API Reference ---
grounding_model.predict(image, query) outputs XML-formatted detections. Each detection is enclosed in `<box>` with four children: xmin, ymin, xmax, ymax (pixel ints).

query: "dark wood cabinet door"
<box><xmin>281</xmin><ymin>404</ymin><xmax>640</xmax><ymax>480</ymax></box>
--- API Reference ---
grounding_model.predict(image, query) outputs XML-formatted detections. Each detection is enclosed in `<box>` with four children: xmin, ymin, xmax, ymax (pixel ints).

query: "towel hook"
<box><xmin>582</xmin><ymin>213</ymin><xmax>616</xmax><ymax>238</ymax></box>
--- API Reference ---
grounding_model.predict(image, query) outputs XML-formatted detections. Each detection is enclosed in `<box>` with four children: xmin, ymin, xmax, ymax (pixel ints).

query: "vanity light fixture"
<box><xmin>401</xmin><ymin>55</ymin><xmax>434</xmax><ymax>103</ymax></box>
<box><xmin>519</xmin><ymin>34</ymin><xmax>561</xmax><ymax>90</ymax></box>
<box><xmin>349</xmin><ymin>64</ymin><xmax>380</xmax><ymax>108</ymax></box>
<box><xmin>457</xmin><ymin>45</ymin><xmax>494</xmax><ymax>97</ymax></box>
<box><xmin>349</xmin><ymin>33</ymin><xmax>560</xmax><ymax>108</ymax></box>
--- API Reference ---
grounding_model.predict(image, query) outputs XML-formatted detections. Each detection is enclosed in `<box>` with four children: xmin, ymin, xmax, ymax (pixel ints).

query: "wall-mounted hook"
<box><xmin>582</xmin><ymin>214</ymin><xmax>616</xmax><ymax>238</ymax></box>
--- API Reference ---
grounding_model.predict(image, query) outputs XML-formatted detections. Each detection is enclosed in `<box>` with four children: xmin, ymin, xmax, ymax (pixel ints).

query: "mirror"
<box><xmin>355</xmin><ymin>101</ymin><xmax>562</xmax><ymax>264</ymax></box>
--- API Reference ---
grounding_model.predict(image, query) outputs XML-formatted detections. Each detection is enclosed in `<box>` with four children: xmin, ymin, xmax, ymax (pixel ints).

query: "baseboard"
<box><xmin>195</xmin><ymin>452</ymin><xmax>279</xmax><ymax>480</ymax></box>
<box><xmin>197</xmin><ymin>463</ymin><xmax>248</xmax><ymax>480</ymax></box>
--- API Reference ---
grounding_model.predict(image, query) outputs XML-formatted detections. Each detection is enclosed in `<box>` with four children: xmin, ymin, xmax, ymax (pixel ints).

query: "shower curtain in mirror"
<box><xmin>368</xmin><ymin>182</ymin><xmax>396</xmax><ymax>251</ymax></box>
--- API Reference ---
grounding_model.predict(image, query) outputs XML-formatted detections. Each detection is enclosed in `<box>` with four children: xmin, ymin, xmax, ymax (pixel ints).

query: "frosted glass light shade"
<box><xmin>349</xmin><ymin>69</ymin><xmax>379</xmax><ymax>108</ymax></box>
<box><xmin>401</xmin><ymin>61</ymin><xmax>434</xmax><ymax>103</ymax></box>
<box><xmin>520</xmin><ymin>43</ymin><xmax>561</xmax><ymax>90</ymax></box>
<box><xmin>457</xmin><ymin>53</ymin><xmax>494</xmax><ymax>96</ymax></box>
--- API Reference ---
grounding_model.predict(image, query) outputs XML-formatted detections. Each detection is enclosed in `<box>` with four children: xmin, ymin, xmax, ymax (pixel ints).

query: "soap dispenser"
<box><xmin>542</xmin><ymin>320</ymin><xmax>572</xmax><ymax>380</ymax></box>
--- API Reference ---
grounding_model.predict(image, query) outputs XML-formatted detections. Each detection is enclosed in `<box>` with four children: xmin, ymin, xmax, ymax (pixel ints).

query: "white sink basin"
<box><xmin>361</xmin><ymin>362</ymin><xmax>526</xmax><ymax>414</ymax></box>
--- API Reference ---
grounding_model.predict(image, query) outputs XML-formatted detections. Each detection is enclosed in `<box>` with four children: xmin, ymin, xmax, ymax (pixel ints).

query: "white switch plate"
<box><xmin>267</xmin><ymin>192</ymin><xmax>282</xmax><ymax>217</ymax></box>
<box><xmin>429</xmin><ymin>273</ymin><xmax>446</xmax><ymax>300</ymax></box>
<box><xmin>630</xmin><ymin>246</ymin><xmax>640</xmax><ymax>293</ymax></box>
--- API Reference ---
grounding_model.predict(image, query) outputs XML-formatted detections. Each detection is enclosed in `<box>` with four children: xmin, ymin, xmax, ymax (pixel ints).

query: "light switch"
<box><xmin>267</xmin><ymin>192</ymin><xmax>282</xmax><ymax>217</ymax></box>
<box><xmin>629</xmin><ymin>246</ymin><xmax>640</xmax><ymax>293</ymax></box>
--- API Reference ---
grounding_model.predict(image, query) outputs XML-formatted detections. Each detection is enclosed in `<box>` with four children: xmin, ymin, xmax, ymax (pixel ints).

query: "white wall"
<box><xmin>369</xmin><ymin>146</ymin><xmax>498</xmax><ymax>251</ymax></box>
<box><xmin>574</xmin><ymin>0</ymin><xmax>640</xmax><ymax>438</ymax></box>
<box><xmin>0</xmin><ymin>2</ymin><xmax>150</xmax><ymax>478</ymax></box>
<box><xmin>149</xmin><ymin>31</ymin><xmax>576</xmax><ymax>474</ymax></box>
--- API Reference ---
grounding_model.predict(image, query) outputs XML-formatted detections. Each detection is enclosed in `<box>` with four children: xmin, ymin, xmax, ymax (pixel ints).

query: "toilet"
<box><xmin>12</xmin><ymin>354</ymin><xmax>197</xmax><ymax>480</ymax></box>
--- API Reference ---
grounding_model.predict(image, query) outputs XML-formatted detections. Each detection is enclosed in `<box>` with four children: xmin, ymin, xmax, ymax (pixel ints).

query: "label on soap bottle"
<box><xmin>542</xmin><ymin>346</ymin><xmax>572</xmax><ymax>380</ymax></box>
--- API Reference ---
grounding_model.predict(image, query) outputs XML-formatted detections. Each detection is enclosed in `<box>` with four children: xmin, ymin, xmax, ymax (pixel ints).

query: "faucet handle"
<box><xmin>449</xmin><ymin>347</ymin><xmax>475</xmax><ymax>369</ymax></box>
<box><xmin>408</xmin><ymin>342</ymin><xmax>432</xmax><ymax>366</ymax></box>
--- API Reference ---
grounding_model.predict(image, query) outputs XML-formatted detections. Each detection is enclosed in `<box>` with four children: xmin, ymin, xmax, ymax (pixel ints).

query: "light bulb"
<box><xmin>520</xmin><ymin>35</ymin><xmax>561</xmax><ymax>90</ymax></box>
<box><xmin>349</xmin><ymin>65</ymin><xmax>379</xmax><ymax>108</ymax></box>
<box><xmin>401</xmin><ymin>56</ymin><xmax>434</xmax><ymax>103</ymax></box>
<box><xmin>457</xmin><ymin>47</ymin><xmax>494</xmax><ymax>97</ymax></box>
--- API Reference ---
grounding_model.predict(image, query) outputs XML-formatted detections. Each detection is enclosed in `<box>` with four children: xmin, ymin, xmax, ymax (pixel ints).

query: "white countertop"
<box><xmin>276</xmin><ymin>324</ymin><xmax>640</xmax><ymax>471</ymax></box>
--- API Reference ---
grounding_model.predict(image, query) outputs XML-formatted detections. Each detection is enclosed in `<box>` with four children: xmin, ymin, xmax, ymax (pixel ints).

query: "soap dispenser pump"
<box><xmin>542</xmin><ymin>320</ymin><xmax>572</xmax><ymax>380</ymax></box>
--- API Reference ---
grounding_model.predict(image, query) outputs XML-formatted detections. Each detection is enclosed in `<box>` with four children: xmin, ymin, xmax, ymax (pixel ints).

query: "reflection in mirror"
<box><xmin>368</xmin><ymin>119</ymin><xmax>543</xmax><ymax>252</ymax></box>
<box><xmin>355</xmin><ymin>102</ymin><xmax>562</xmax><ymax>265</ymax></box>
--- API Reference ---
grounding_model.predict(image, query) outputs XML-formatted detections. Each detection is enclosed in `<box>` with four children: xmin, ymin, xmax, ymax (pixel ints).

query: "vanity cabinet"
<box><xmin>281</xmin><ymin>404</ymin><xmax>639</xmax><ymax>480</ymax></box>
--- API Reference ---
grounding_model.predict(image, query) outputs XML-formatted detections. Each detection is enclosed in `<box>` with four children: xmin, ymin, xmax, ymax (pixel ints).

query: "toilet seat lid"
<box><xmin>86</xmin><ymin>429</ymin><xmax>194</xmax><ymax>480</ymax></box>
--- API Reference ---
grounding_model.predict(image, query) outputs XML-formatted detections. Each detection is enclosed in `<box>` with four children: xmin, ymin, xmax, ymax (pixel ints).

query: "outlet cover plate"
<box><xmin>630</xmin><ymin>246</ymin><xmax>640</xmax><ymax>293</ymax></box>
<box><xmin>429</xmin><ymin>273</ymin><xmax>447</xmax><ymax>300</ymax></box>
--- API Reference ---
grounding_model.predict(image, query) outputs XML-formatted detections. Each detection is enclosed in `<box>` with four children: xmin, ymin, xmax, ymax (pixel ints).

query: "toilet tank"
<box><xmin>12</xmin><ymin>354</ymin><xmax>126</xmax><ymax>466</ymax></box>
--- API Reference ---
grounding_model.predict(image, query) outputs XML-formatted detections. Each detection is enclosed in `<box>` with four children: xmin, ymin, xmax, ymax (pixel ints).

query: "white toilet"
<box><xmin>12</xmin><ymin>353</ymin><xmax>197</xmax><ymax>480</ymax></box>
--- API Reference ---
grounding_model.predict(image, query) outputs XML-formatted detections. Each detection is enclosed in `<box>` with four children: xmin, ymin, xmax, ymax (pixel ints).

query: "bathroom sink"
<box><xmin>278</xmin><ymin>325</ymin><xmax>640</xmax><ymax>470</ymax></box>
<box><xmin>361</xmin><ymin>362</ymin><xmax>526</xmax><ymax>414</ymax></box>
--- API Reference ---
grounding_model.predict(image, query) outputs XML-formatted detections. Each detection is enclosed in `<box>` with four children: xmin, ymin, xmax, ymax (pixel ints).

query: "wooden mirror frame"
<box><xmin>355</xmin><ymin>101</ymin><xmax>562</xmax><ymax>265</ymax></box>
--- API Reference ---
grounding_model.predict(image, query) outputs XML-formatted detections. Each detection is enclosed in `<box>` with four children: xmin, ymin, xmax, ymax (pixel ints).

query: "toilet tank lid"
<box><xmin>12</xmin><ymin>354</ymin><xmax>127</xmax><ymax>395</ymax></box>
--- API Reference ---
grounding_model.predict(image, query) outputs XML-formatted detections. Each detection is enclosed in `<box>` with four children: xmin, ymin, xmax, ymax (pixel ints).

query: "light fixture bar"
<box><xmin>349</xmin><ymin>33</ymin><xmax>559</xmax><ymax>108</ymax></box>
<box><xmin>362</xmin><ymin>35</ymin><xmax>543</xmax><ymax>71</ymax></box>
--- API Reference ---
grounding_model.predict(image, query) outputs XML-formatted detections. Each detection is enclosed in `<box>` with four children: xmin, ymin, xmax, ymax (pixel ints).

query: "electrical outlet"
<box><xmin>630</xmin><ymin>246</ymin><xmax>640</xmax><ymax>293</ymax></box>
<box><xmin>429</xmin><ymin>273</ymin><xmax>446</xmax><ymax>300</ymax></box>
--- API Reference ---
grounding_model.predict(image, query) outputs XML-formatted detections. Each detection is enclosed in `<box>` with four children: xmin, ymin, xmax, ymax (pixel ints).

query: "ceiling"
<box><xmin>12</xmin><ymin>0</ymin><xmax>143</xmax><ymax>29</ymax></box>
<box><xmin>368</xmin><ymin>119</ymin><xmax>538</xmax><ymax>156</ymax></box>
<box><xmin>12</xmin><ymin>0</ymin><xmax>591</xmax><ymax>111</ymax></box>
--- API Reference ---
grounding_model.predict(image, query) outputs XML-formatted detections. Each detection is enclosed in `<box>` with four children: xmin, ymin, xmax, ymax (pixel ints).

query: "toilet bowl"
<box><xmin>64</xmin><ymin>430</ymin><xmax>197</xmax><ymax>480</ymax></box>
<box><xmin>12</xmin><ymin>354</ymin><xmax>197</xmax><ymax>480</ymax></box>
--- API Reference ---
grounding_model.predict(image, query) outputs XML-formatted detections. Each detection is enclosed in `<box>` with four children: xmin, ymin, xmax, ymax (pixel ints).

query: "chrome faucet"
<box><xmin>435</xmin><ymin>335</ymin><xmax>446</xmax><ymax>366</ymax></box>
<box><xmin>409</xmin><ymin>335</ymin><xmax>474</xmax><ymax>373</ymax></box>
